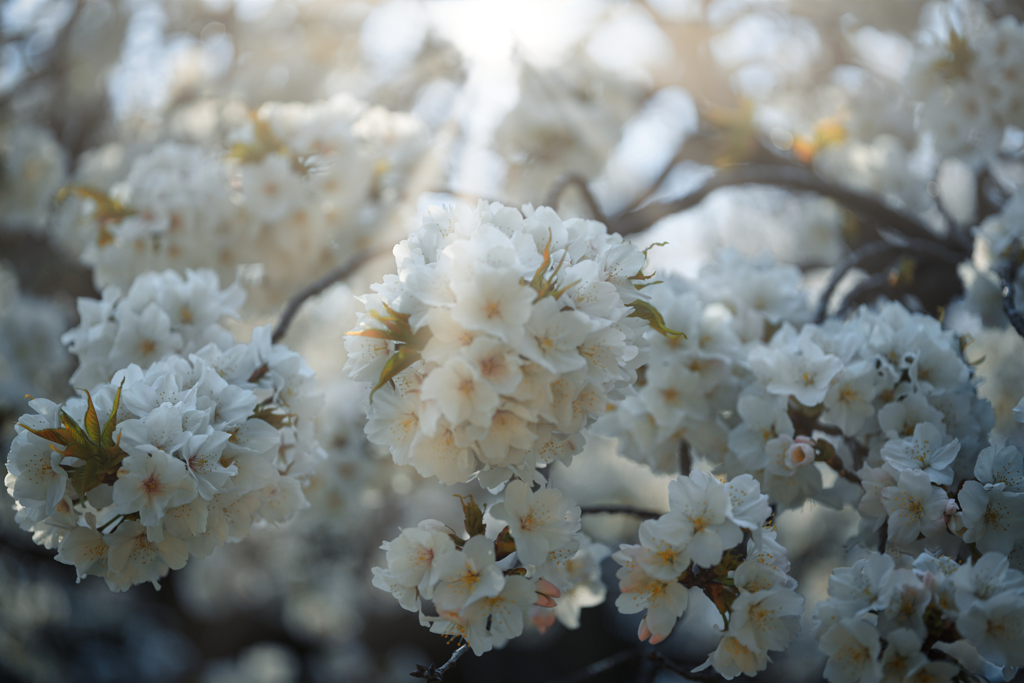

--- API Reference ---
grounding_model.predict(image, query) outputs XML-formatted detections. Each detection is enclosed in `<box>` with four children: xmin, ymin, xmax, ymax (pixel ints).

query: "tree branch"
<box><xmin>546</xmin><ymin>174</ymin><xmax>607</xmax><ymax>224</ymax></box>
<box><xmin>580</xmin><ymin>505</ymin><xmax>662</xmax><ymax>520</ymax></box>
<box><xmin>816</xmin><ymin>238</ymin><xmax>965</xmax><ymax>322</ymax></box>
<box><xmin>411</xmin><ymin>643</ymin><xmax>469</xmax><ymax>681</ymax></box>
<box><xmin>271</xmin><ymin>247</ymin><xmax>387</xmax><ymax>344</ymax></box>
<box><xmin>609</xmin><ymin>165</ymin><xmax>965</xmax><ymax>255</ymax></box>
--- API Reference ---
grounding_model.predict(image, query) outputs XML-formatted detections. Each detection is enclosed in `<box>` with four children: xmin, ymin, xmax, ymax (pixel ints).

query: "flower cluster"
<box><xmin>596</xmin><ymin>253</ymin><xmax>813</xmax><ymax>472</ymax></box>
<box><xmin>723</xmin><ymin>302</ymin><xmax>990</xmax><ymax>518</ymax></box>
<box><xmin>60</xmin><ymin>94</ymin><xmax>427</xmax><ymax>305</ymax></box>
<box><xmin>4</xmin><ymin>272</ymin><xmax>324</xmax><ymax>591</ymax></box>
<box><xmin>61</xmin><ymin>268</ymin><xmax>245</xmax><ymax>389</ymax></box>
<box><xmin>346</xmin><ymin>201</ymin><xmax>666</xmax><ymax>488</ymax></box>
<box><xmin>612</xmin><ymin>470</ymin><xmax>803</xmax><ymax>679</ymax></box>
<box><xmin>371</xmin><ymin>482</ymin><xmax>607</xmax><ymax>655</ymax></box>
<box><xmin>907</xmin><ymin>12</ymin><xmax>1024</xmax><ymax>161</ymax></box>
<box><xmin>813</xmin><ymin>550</ymin><xmax>1024</xmax><ymax>683</ymax></box>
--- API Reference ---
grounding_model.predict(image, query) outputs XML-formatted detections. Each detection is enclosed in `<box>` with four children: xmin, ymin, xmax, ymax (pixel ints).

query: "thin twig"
<box><xmin>411</xmin><ymin>643</ymin><xmax>469</xmax><ymax>681</ymax></box>
<box><xmin>610</xmin><ymin>165</ymin><xmax>964</xmax><ymax>253</ymax></box>
<box><xmin>271</xmin><ymin>247</ymin><xmax>387</xmax><ymax>344</ymax></box>
<box><xmin>546</xmin><ymin>174</ymin><xmax>607</xmax><ymax>223</ymax></box>
<box><xmin>543</xmin><ymin>649</ymin><xmax>640</xmax><ymax>683</ymax></box>
<box><xmin>580</xmin><ymin>505</ymin><xmax>662</xmax><ymax>520</ymax></box>
<box><xmin>647</xmin><ymin>651</ymin><xmax>723</xmax><ymax>683</ymax></box>
<box><xmin>815</xmin><ymin>241</ymin><xmax>897</xmax><ymax>323</ymax></box>
<box><xmin>815</xmin><ymin>238</ymin><xmax>965</xmax><ymax>322</ymax></box>
<box><xmin>620</xmin><ymin>151</ymin><xmax>684</xmax><ymax>215</ymax></box>
<box><xmin>999</xmin><ymin>261</ymin><xmax>1024</xmax><ymax>340</ymax></box>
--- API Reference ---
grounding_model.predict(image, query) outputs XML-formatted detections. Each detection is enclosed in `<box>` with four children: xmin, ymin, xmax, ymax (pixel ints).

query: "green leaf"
<box><xmin>100</xmin><ymin>380</ymin><xmax>124</xmax><ymax>448</ymax></box>
<box><xmin>369</xmin><ymin>346</ymin><xmax>422</xmax><ymax>400</ymax></box>
<box><xmin>59</xmin><ymin>410</ymin><xmax>94</xmax><ymax>452</ymax></box>
<box><xmin>455</xmin><ymin>494</ymin><xmax>487</xmax><ymax>538</ymax></box>
<box><xmin>82</xmin><ymin>390</ymin><xmax>101</xmax><ymax>444</ymax></box>
<box><xmin>627</xmin><ymin>300</ymin><xmax>686</xmax><ymax>339</ymax></box>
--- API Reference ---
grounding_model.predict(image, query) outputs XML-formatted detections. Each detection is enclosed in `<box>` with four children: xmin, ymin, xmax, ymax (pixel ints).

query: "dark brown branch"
<box><xmin>271</xmin><ymin>247</ymin><xmax>387</xmax><ymax>344</ymax></box>
<box><xmin>999</xmin><ymin>261</ymin><xmax>1024</xmax><ymax>340</ymax></box>
<box><xmin>411</xmin><ymin>643</ymin><xmax>469</xmax><ymax>681</ymax></box>
<box><xmin>545</xmin><ymin>174</ymin><xmax>607</xmax><ymax>223</ymax></box>
<box><xmin>580</xmin><ymin>505</ymin><xmax>662</xmax><ymax>520</ymax></box>
<box><xmin>609</xmin><ymin>165</ymin><xmax>964</xmax><ymax>254</ymax></box>
<box><xmin>816</xmin><ymin>238</ymin><xmax>966</xmax><ymax>322</ymax></box>
<box><xmin>815</xmin><ymin>241</ymin><xmax>898</xmax><ymax>322</ymax></box>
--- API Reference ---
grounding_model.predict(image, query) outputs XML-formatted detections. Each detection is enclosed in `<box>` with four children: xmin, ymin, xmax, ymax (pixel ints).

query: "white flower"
<box><xmin>458</xmin><ymin>575</ymin><xmax>536</xmax><ymax>653</ymax></box>
<box><xmin>636</xmin><ymin>517</ymin><xmax>693</xmax><ymax>582</ymax></box>
<box><xmin>956</xmin><ymin>591</ymin><xmax>1024</xmax><ymax>668</ymax></box>
<box><xmin>489</xmin><ymin>480</ymin><xmax>581</xmax><ymax>567</ymax></box>
<box><xmin>419</xmin><ymin>358</ymin><xmax>500</xmax><ymax>433</ymax></box>
<box><xmin>5</xmin><ymin>433</ymin><xmax>68</xmax><ymax>515</ymax></box>
<box><xmin>728</xmin><ymin>587</ymin><xmax>804</xmax><ymax>653</ymax></box>
<box><xmin>431</xmin><ymin>535</ymin><xmax>506</xmax><ymax>613</ymax></box>
<box><xmin>450</xmin><ymin>271</ymin><xmax>535</xmax><ymax>345</ymax></box>
<box><xmin>749</xmin><ymin>330</ymin><xmax>843</xmax><ymax>407</ymax></box>
<box><xmin>104</xmin><ymin>520</ymin><xmax>189</xmax><ymax>591</ymax></box>
<box><xmin>371</xmin><ymin>567</ymin><xmax>420</xmax><ymax>612</ymax></box>
<box><xmin>822</xmin><ymin>363</ymin><xmax>880</xmax><ymax>435</ymax></box>
<box><xmin>880</xmin><ymin>422</ymin><xmax>959</xmax><ymax>485</ymax></box>
<box><xmin>879</xmin><ymin>629</ymin><xmax>927</xmax><ymax>683</ymax></box>
<box><xmin>518</xmin><ymin>297</ymin><xmax>590</xmax><ymax>375</ymax></box>
<box><xmin>612</xmin><ymin>544</ymin><xmax>689</xmax><ymax>643</ymax></box>
<box><xmin>113</xmin><ymin>451</ymin><xmax>198</xmax><ymax>535</ymax></box>
<box><xmin>383</xmin><ymin>520</ymin><xmax>457</xmax><ymax>599</ymax></box>
<box><xmin>974</xmin><ymin>445</ymin><xmax>1024</xmax><ymax>493</ymax></box>
<box><xmin>55</xmin><ymin>526</ymin><xmax>109</xmax><ymax>583</ymax></box>
<box><xmin>959</xmin><ymin>481</ymin><xmax>1024</xmax><ymax>554</ymax></box>
<box><xmin>819</xmin><ymin>619</ymin><xmax>882</xmax><ymax>683</ymax></box>
<box><xmin>663</xmin><ymin>470</ymin><xmax>743</xmax><ymax>568</ymax></box>
<box><xmin>880</xmin><ymin>469</ymin><xmax>949</xmax><ymax>546</ymax></box>
<box><xmin>698</xmin><ymin>635</ymin><xmax>770</xmax><ymax>679</ymax></box>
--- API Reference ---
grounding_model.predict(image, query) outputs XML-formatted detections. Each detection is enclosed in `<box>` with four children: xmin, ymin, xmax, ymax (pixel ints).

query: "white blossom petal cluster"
<box><xmin>813</xmin><ymin>550</ymin><xmax>1024</xmax><ymax>683</ymax></box>
<box><xmin>60</xmin><ymin>94</ymin><xmax>427</xmax><ymax>306</ymax></box>
<box><xmin>612</xmin><ymin>470</ymin><xmax>803</xmax><ymax>678</ymax></box>
<box><xmin>61</xmin><ymin>268</ymin><xmax>245</xmax><ymax>388</ymax></box>
<box><xmin>371</xmin><ymin>483</ymin><xmax>597</xmax><ymax>655</ymax></box>
<box><xmin>906</xmin><ymin>12</ymin><xmax>1024</xmax><ymax>161</ymax></box>
<box><xmin>719</xmin><ymin>301</ymin><xmax>991</xmax><ymax>521</ymax></box>
<box><xmin>595</xmin><ymin>253</ymin><xmax>813</xmax><ymax>473</ymax></box>
<box><xmin>4</xmin><ymin>276</ymin><xmax>324</xmax><ymax>591</ymax></box>
<box><xmin>347</xmin><ymin>201</ymin><xmax>661</xmax><ymax>488</ymax></box>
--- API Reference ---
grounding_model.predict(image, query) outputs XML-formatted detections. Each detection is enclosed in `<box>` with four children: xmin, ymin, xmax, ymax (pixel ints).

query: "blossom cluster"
<box><xmin>612</xmin><ymin>470</ymin><xmax>803</xmax><ymax>679</ymax></box>
<box><xmin>907</xmin><ymin>12</ymin><xmax>1024</xmax><ymax>161</ymax></box>
<box><xmin>4</xmin><ymin>270</ymin><xmax>325</xmax><ymax>590</ymax></box>
<box><xmin>813</xmin><ymin>550</ymin><xmax>1024</xmax><ymax>683</ymax></box>
<box><xmin>60</xmin><ymin>268</ymin><xmax>245</xmax><ymax>389</ymax></box>
<box><xmin>596</xmin><ymin>253</ymin><xmax>813</xmax><ymax>472</ymax></box>
<box><xmin>723</xmin><ymin>302</ymin><xmax>990</xmax><ymax>519</ymax></box>
<box><xmin>371</xmin><ymin>481</ymin><xmax>608</xmax><ymax>655</ymax></box>
<box><xmin>346</xmin><ymin>201</ymin><xmax>664</xmax><ymax>488</ymax></box>
<box><xmin>59</xmin><ymin>94</ymin><xmax>427</xmax><ymax>305</ymax></box>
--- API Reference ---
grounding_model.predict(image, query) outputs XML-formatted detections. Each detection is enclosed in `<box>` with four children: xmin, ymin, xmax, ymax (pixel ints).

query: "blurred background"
<box><xmin>2</xmin><ymin>0</ymin><xmax>1024</xmax><ymax>681</ymax></box>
